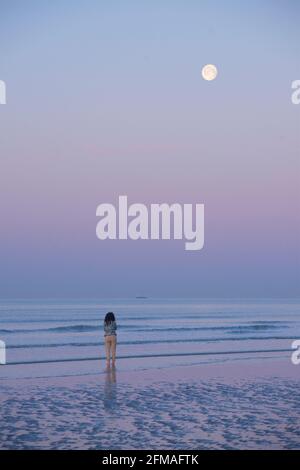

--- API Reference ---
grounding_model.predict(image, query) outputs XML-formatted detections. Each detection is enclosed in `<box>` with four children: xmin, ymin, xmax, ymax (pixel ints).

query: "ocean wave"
<box><xmin>0</xmin><ymin>322</ymin><xmax>287</xmax><ymax>335</ymax></box>
<box><xmin>4</xmin><ymin>347</ymin><xmax>292</xmax><ymax>366</ymax></box>
<box><xmin>5</xmin><ymin>334</ymin><xmax>296</xmax><ymax>349</ymax></box>
<box><xmin>0</xmin><ymin>325</ymin><xmax>100</xmax><ymax>334</ymax></box>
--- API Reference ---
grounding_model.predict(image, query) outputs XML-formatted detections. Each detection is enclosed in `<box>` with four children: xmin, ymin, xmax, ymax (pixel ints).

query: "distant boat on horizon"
<box><xmin>135</xmin><ymin>296</ymin><xmax>148</xmax><ymax>299</ymax></box>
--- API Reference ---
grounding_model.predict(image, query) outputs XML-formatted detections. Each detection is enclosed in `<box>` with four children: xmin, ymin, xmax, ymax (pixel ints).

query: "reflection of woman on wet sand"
<box><xmin>104</xmin><ymin>312</ymin><xmax>117</xmax><ymax>369</ymax></box>
<box><xmin>103</xmin><ymin>365</ymin><xmax>117</xmax><ymax>411</ymax></box>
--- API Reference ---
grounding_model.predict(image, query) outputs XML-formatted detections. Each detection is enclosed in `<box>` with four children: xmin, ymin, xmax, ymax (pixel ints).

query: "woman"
<box><xmin>104</xmin><ymin>311</ymin><xmax>117</xmax><ymax>368</ymax></box>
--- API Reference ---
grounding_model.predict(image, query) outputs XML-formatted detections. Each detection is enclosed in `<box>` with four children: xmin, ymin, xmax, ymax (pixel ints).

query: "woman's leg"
<box><xmin>111</xmin><ymin>336</ymin><xmax>117</xmax><ymax>366</ymax></box>
<box><xmin>105</xmin><ymin>336</ymin><xmax>111</xmax><ymax>367</ymax></box>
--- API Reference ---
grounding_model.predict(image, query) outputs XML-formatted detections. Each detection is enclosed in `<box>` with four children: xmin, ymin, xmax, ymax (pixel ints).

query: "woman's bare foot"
<box><xmin>106</xmin><ymin>360</ymin><xmax>110</xmax><ymax>369</ymax></box>
<box><xmin>112</xmin><ymin>361</ymin><xmax>116</xmax><ymax>368</ymax></box>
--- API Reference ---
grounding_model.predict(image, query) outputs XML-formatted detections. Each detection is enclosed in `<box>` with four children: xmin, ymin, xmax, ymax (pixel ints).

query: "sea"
<box><xmin>1</xmin><ymin>298</ymin><xmax>299</xmax><ymax>379</ymax></box>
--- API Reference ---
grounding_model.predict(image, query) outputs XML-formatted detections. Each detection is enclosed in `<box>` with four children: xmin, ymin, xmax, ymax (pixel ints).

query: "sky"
<box><xmin>0</xmin><ymin>0</ymin><xmax>299</xmax><ymax>298</ymax></box>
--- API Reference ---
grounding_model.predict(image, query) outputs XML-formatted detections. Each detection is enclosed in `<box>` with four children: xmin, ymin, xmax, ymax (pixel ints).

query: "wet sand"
<box><xmin>1</xmin><ymin>357</ymin><xmax>299</xmax><ymax>449</ymax></box>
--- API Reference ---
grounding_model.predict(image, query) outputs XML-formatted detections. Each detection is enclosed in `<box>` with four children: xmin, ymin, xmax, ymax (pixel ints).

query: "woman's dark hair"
<box><xmin>104</xmin><ymin>311</ymin><xmax>115</xmax><ymax>324</ymax></box>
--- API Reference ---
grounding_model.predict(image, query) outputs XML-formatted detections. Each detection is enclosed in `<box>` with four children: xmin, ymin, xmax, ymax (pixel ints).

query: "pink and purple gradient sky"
<box><xmin>0</xmin><ymin>0</ymin><xmax>299</xmax><ymax>298</ymax></box>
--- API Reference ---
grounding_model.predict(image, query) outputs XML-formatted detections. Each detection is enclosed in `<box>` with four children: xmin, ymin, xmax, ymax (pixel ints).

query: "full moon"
<box><xmin>202</xmin><ymin>64</ymin><xmax>218</xmax><ymax>81</ymax></box>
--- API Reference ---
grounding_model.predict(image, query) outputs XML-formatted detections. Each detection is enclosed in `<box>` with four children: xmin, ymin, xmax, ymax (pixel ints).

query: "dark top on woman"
<box><xmin>104</xmin><ymin>320</ymin><xmax>117</xmax><ymax>336</ymax></box>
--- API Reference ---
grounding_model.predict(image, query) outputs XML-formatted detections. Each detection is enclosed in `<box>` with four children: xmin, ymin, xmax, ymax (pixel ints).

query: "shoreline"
<box><xmin>1</xmin><ymin>355</ymin><xmax>298</xmax><ymax>387</ymax></box>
